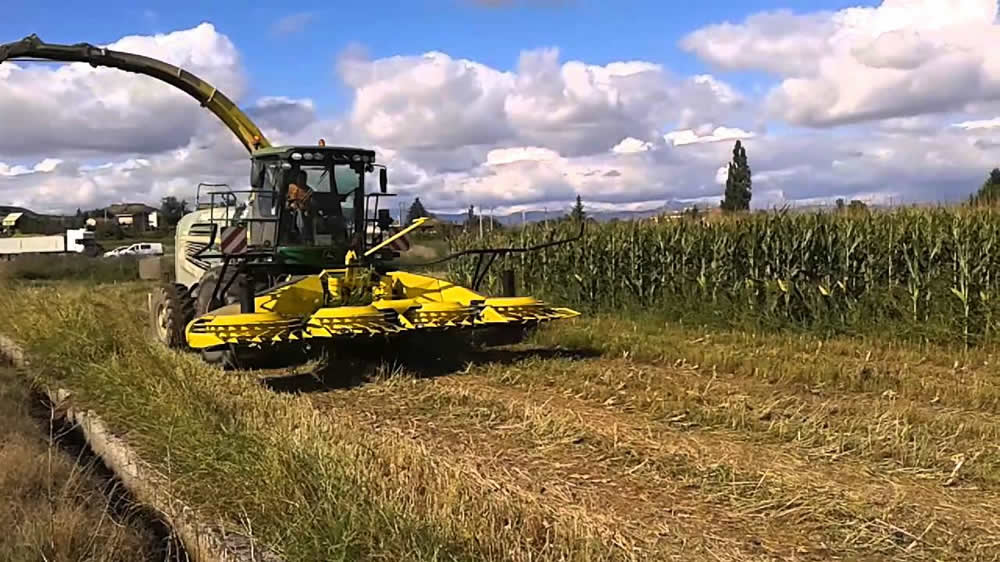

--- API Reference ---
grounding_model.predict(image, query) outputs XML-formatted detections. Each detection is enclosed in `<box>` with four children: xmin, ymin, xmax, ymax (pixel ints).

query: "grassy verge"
<box><xmin>0</xmin><ymin>367</ymin><xmax>162</xmax><ymax>562</ymax></box>
<box><xmin>0</xmin><ymin>254</ymin><xmax>139</xmax><ymax>283</ymax></box>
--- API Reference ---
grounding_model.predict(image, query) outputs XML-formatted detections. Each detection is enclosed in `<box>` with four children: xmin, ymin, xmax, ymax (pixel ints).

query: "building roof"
<box><xmin>2</xmin><ymin>212</ymin><xmax>23</xmax><ymax>227</ymax></box>
<box><xmin>106</xmin><ymin>203</ymin><xmax>158</xmax><ymax>215</ymax></box>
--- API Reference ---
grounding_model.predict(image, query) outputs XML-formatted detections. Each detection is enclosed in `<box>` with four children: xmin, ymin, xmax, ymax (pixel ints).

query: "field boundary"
<box><xmin>0</xmin><ymin>335</ymin><xmax>283</xmax><ymax>562</ymax></box>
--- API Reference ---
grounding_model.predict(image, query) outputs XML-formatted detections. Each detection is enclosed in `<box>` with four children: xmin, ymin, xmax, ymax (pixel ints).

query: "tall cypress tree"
<box><xmin>406</xmin><ymin>197</ymin><xmax>430</xmax><ymax>223</ymax></box>
<box><xmin>570</xmin><ymin>195</ymin><xmax>586</xmax><ymax>221</ymax></box>
<box><xmin>721</xmin><ymin>140</ymin><xmax>752</xmax><ymax>211</ymax></box>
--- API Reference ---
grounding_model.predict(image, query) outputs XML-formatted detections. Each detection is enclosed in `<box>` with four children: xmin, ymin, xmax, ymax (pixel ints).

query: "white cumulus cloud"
<box><xmin>486</xmin><ymin>146</ymin><xmax>561</xmax><ymax>166</ymax></box>
<box><xmin>682</xmin><ymin>0</ymin><xmax>1000</xmax><ymax>127</ymax></box>
<box><xmin>0</xmin><ymin>23</ymin><xmax>247</xmax><ymax>158</ymax></box>
<box><xmin>339</xmin><ymin>50</ymin><xmax>516</xmax><ymax>151</ymax></box>
<box><xmin>339</xmin><ymin>45</ymin><xmax>743</xmax><ymax>158</ymax></box>
<box><xmin>612</xmin><ymin>137</ymin><xmax>655</xmax><ymax>154</ymax></box>
<box><xmin>665</xmin><ymin>126</ymin><xmax>756</xmax><ymax>146</ymax></box>
<box><xmin>954</xmin><ymin>117</ymin><xmax>1000</xmax><ymax>129</ymax></box>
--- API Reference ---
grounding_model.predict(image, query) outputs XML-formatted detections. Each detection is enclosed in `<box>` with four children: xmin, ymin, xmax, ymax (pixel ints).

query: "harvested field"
<box><xmin>299</xmin><ymin>346</ymin><xmax>1000</xmax><ymax>561</ymax></box>
<box><xmin>2</xmin><ymin>280</ymin><xmax>999</xmax><ymax>560</ymax></box>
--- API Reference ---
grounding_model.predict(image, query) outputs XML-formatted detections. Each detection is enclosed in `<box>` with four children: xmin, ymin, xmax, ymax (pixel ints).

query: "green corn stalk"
<box><xmin>442</xmin><ymin>206</ymin><xmax>998</xmax><ymax>346</ymax></box>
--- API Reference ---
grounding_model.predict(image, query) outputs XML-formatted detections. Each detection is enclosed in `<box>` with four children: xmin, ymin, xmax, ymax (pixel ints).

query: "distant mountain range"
<box><xmin>428</xmin><ymin>200</ymin><xmax>694</xmax><ymax>225</ymax></box>
<box><xmin>0</xmin><ymin>205</ymin><xmax>47</xmax><ymax>218</ymax></box>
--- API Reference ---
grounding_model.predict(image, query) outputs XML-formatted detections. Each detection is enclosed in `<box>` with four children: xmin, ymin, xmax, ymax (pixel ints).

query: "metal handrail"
<box><xmin>391</xmin><ymin>219</ymin><xmax>587</xmax><ymax>291</ymax></box>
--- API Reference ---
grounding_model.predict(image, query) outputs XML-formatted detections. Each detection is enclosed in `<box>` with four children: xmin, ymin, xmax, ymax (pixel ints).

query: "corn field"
<box><xmin>445</xmin><ymin>207</ymin><xmax>1000</xmax><ymax>346</ymax></box>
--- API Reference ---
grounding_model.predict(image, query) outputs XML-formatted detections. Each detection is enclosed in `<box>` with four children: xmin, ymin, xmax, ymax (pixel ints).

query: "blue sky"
<box><xmin>3</xmin><ymin>0</ymin><xmax>1000</xmax><ymax>214</ymax></box>
<box><xmin>1</xmin><ymin>0</ymin><xmax>878</xmax><ymax>116</ymax></box>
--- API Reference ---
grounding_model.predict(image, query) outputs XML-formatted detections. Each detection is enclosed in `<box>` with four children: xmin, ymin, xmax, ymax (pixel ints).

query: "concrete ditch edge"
<box><xmin>0</xmin><ymin>335</ymin><xmax>284</xmax><ymax>562</ymax></box>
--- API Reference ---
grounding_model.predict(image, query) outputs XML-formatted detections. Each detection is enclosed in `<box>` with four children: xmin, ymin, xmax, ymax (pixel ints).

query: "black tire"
<box><xmin>201</xmin><ymin>346</ymin><xmax>238</xmax><ymax>369</ymax></box>
<box><xmin>195</xmin><ymin>266</ymin><xmax>241</xmax><ymax>315</ymax></box>
<box><xmin>201</xmin><ymin>344</ymin><xmax>276</xmax><ymax>371</ymax></box>
<box><xmin>195</xmin><ymin>266</ymin><xmax>267</xmax><ymax>369</ymax></box>
<box><xmin>475</xmin><ymin>323</ymin><xmax>538</xmax><ymax>347</ymax></box>
<box><xmin>149</xmin><ymin>283</ymin><xmax>195</xmax><ymax>348</ymax></box>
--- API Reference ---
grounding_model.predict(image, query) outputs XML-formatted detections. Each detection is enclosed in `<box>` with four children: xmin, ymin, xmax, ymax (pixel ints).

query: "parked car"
<box><xmin>103</xmin><ymin>242</ymin><xmax>164</xmax><ymax>258</ymax></box>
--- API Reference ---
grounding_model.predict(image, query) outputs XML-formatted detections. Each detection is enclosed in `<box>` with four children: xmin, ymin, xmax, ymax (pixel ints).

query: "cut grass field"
<box><xmin>1</xmin><ymin>279</ymin><xmax>999</xmax><ymax>560</ymax></box>
<box><xmin>0</xmin><ymin>365</ymin><xmax>165</xmax><ymax>562</ymax></box>
<box><xmin>0</xmin><ymin>253</ymin><xmax>140</xmax><ymax>282</ymax></box>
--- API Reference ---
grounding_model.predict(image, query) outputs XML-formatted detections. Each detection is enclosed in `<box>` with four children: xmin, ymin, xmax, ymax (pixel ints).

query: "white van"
<box><xmin>103</xmin><ymin>242</ymin><xmax>164</xmax><ymax>258</ymax></box>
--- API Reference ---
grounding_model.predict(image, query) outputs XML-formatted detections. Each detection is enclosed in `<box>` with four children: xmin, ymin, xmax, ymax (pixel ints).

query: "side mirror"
<box><xmin>379</xmin><ymin>168</ymin><xmax>387</xmax><ymax>193</ymax></box>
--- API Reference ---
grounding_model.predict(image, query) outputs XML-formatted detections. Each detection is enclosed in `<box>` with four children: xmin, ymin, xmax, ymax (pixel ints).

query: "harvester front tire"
<box><xmin>201</xmin><ymin>345</ymin><xmax>270</xmax><ymax>371</ymax></box>
<box><xmin>195</xmin><ymin>266</ymin><xmax>242</xmax><ymax>315</ymax></box>
<box><xmin>150</xmin><ymin>283</ymin><xmax>195</xmax><ymax>349</ymax></box>
<box><xmin>201</xmin><ymin>346</ymin><xmax>238</xmax><ymax>370</ymax></box>
<box><xmin>476</xmin><ymin>323</ymin><xmax>538</xmax><ymax>347</ymax></box>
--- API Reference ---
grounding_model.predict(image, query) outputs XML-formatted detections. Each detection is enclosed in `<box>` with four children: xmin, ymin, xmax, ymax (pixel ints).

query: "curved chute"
<box><xmin>0</xmin><ymin>34</ymin><xmax>270</xmax><ymax>154</ymax></box>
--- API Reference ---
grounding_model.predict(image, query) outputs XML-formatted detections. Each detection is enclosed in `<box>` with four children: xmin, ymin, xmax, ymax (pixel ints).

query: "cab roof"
<box><xmin>252</xmin><ymin>145</ymin><xmax>377</xmax><ymax>163</ymax></box>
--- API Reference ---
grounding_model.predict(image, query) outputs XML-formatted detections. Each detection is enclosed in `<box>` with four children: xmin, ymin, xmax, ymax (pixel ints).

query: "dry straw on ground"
<box><xmin>2</xmin><ymin>280</ymin><xmax>999</xmax><ymax>560</ymax></box>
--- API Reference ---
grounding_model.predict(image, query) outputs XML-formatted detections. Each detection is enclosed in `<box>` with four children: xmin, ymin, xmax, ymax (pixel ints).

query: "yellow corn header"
<box><xmin>186</xmin><ymin>269</ymin><xmax>578</xmax><ymax>349</ymax></box>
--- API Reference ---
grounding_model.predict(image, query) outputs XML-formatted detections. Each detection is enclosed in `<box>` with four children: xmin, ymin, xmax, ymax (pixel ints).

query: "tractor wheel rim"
<box><xmin>156</xmin><ymin>302</ymin><xmax>169</xmax><ymax>338</ymax></box>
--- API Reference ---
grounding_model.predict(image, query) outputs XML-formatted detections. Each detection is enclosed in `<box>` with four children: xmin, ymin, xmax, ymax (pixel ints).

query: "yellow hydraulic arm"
<box><xmin>0</xmin><ymin>34</ymin><xmax>269</xmax><ymax>154</ymax></box>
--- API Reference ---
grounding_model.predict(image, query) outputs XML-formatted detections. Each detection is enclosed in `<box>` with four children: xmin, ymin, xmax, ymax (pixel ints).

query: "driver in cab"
<box><xmin>288</xmin><ymin>170</ymin><xmax>313</xmax><ymax>208</ymax></box>
<box><xmin>286</xmin><ymin>169</ymin><xmax>314</xmax><ymax>243</ymax></box>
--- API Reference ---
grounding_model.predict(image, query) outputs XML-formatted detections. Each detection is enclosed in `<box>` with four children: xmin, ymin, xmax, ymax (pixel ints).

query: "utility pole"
<box><xmin>521</xmin><ymin>210</ymin><xmax>526</xmax><ymax>246</ymax></box>
<box><xmin>479</xmin><ymin>207</ymin><xmax>483</xmax><ymax>239</ymax></box>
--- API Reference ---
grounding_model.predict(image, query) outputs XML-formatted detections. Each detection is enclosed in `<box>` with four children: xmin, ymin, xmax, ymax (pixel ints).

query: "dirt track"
<box><xmin>302</xmin><ymin>350</ymin><xmax>1000</xmax><ymax>561</ymax></box>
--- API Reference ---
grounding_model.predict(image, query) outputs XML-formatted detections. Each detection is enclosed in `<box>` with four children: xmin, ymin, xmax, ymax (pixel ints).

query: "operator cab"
<box><xmin>247</xmin><ymin>144</ymin><xmax>386</xmax><ymax>268</ymax></box>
